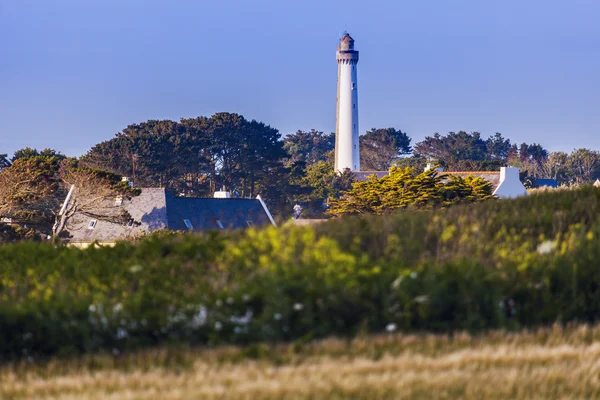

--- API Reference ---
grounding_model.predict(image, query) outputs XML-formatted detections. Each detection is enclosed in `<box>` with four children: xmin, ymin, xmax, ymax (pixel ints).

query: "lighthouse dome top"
<box><xmin>338</xmin><ymin>33</ymin><xmax>355</xmax><ymax>51</ymax></box>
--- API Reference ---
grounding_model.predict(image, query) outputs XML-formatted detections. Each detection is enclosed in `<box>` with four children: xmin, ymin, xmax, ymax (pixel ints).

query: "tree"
<box><xmin>82</xmin><ymin>113</ymin><xmax>287</xmax><ymax>199</ymax></box>
<box><xmin>283</xmin><ymin>130</ymin><xmax>335</xmax><ymax>165</ymax></box>
<box><xmin>413</xmin><ymin>131</ymin><xmax>487</xmax><ymax>169</ymax></box>
<box><xmin>12</xmin><ymin>147</ymin><xmax>65</xmax><ymax>162</ymax></box>
<box><xmin>328</xmin><ymin>167</ymin><xmax>494</xmax><ymax>217</ymax></box>
<box><xmin>81</xmin><ymin>120</ymin><xmax>186</xmax><ymax>189</ymax></box>
<box><xmin>0</xmin><ymin>156</ymin><xmax>64</xmax><ymax>232</ymax></box>
<box><xmin>53</xmin><ymin>165</ymin><xmax>141</xmax><ymax>237</ymax></box>
<box><xmin>360</xmin><ymin>128</ymin><xmax>411</xmax><ymax>171</ymax></box>
<box><xmin>565</xmin><ymin>148</ymin><xmax>600</xmax><ymax>184</ymax></box>
<box><xmin>539</xmin><ymin>151</ymin><xmax>568</xmax><ymax>183</ymax></box>
<box><xmin>0</xmin><ymin>154</ymin><xmax>10</xmax><ymax>170</ymax></box>
<box><xmin>507</xmin><ymin>143</ymin><xmax>549</xmax><ymax>181</ymax></box>
<box><xmin>486</xmin><ymin>133</ymin><xmax>511</xmax><ymax>162</ymax></box>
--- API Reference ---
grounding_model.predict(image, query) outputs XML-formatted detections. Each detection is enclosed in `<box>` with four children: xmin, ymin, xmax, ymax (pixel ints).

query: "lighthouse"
<box><xmin>335</xmin><ymin>33</ymin><xmax>360</xmax><ymax>172</ymax></box>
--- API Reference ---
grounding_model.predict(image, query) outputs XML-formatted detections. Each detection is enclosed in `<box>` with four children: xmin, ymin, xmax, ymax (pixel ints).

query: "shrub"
<box><xmin>1</xmin><ymin>186</ymin><xmax>600</xmax><ymax>359</ymax></box>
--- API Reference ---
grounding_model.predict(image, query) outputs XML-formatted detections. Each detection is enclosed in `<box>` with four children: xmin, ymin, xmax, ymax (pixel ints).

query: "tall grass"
<box><xmin>2</xmin><ymin>324</ymin><xmax>600</xmax><ymax>399</ymax></box>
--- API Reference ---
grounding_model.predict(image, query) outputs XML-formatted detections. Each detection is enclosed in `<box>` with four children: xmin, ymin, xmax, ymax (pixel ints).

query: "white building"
<box><xmin>335</xmin><ymin>33</ymin><xmax>360</xmax><ymax>172</ymax></box>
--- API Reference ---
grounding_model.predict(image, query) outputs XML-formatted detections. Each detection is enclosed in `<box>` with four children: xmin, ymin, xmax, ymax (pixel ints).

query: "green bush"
<box><xmin>1</xmin><ymin>186</ymin><xmax>600</xmax><ymax>360</ymax></box>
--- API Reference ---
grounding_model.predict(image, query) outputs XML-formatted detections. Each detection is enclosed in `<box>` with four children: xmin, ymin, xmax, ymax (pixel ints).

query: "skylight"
<box><xmin>216</xmin><ymin>220</ymin><xmax>224</xmax><ymax>229</ymax></box>
<box><xmin>246</xmin><ymin>220</ymin><xmax>254</xmax><ymax>227</ymax></box>
<box><xmin>183</xmin><ymin>219</ymin><xmax>193</xmax><ymax>229</ymax></box>
<box><xmin>88</xmin><ymin>219</ymin><xmax>97</xmax><ymax>230</ymax></box>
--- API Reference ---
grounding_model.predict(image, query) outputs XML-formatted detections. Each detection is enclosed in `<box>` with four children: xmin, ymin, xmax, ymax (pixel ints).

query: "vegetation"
<box><xmin>360</xmin><ymin>128</ymin><xmax>411</xmax><ymax>170</ymax></box>
<box><xmin>4</xmin><ymin>115</ymin><xmax>600</xmax><ymax>222</ymax></box>
<box><xmin>0</xmin><ymin>155</ymin><xmax>140</xmax><ymax>237</ymax></box>
<box><xmin>0</xmin><ymin>186</ymin><xmax>599</xmax><ymax>360</ymax></box>
<box><xmin>2</xmin><ymin>324</ymin><xmax>600</xmax><ymax>399</ymax></box>
<box><xmin>327</xmin><ymin>166</ymin><xmax>493</xmax><ymax>216</ymax></box>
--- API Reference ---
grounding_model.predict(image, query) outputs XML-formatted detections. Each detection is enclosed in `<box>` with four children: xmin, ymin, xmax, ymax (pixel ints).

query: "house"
<box><xmin>65</xmin><ymin>188</ymin><xmax>276</xmax><ymax>247</ymax></box>
<box><xmin>353</xmin><ymin>166</ymin><xmax>528</xmax><ymax>199</ymax></box>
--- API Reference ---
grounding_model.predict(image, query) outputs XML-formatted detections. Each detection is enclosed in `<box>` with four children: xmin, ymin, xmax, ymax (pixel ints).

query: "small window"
<box><xmin>88</xmin><ymin>219</ymin><xmax>97</xmax><ymax>230</ymax></box>
<box><xmin>246</xmin><ymin>220</ymin><xmax>254</xmax><ymax>227</ymax></box>
<box><xmin>127</xmin><ymin>219</ymin><xmax>134</xmax><ymax>228</ymax></box>
<box><xmin>354</xmin><ymin>145</ymin><xmax>356</xmax><ymax>150</ymax></box>
<box><xmin>114</xmin><ymin>196</ymin><xmax>123</xmax><ymax>206</ymax></box>
<box><xmin>353</xmin><ymin>104</ymin><xmax>356</xmax><ymax>109</ymax></box>
<box><xmin>353</xmin><ymin>124</ymin><xmax>356</xmax><ymax>129</ymax></box>
<box><xmin>183</xmin><ymin>219</ymin><xmax>193</xmax><ymax>229</ymax></box>
<box><xmin>216</xmin><ymin>220</ymin><xmax>224</xmax><ymax>229</ymax></box>
<box><xmin>351</xmin><ymin>82</ymin><xmax>356</xmax><ymax>90</ymax></box>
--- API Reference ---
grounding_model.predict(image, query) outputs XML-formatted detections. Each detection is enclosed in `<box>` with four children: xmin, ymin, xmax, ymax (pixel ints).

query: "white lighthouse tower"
<box><xmin>335</xmin><ymin>33</ymin><xmax>360</xmax><ymax>172</ymax></box>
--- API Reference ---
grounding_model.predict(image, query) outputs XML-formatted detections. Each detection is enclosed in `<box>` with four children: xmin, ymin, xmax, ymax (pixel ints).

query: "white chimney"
<box><xmin>214</xmin><ymin>189</ymin><xmax>231</xmax><ymax>199</ymax></box>
<box><xmin>492</xmin><ymin>167</ymin><xmax>528</xmax><ymax>199</ymax></box>
<box><xmin>594</xmin><ymin>179</ymin><xmax>600</xmax><ymax>188</ymax></box>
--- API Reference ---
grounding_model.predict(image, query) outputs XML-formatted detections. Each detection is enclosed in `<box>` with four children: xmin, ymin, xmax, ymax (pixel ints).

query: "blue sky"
<box><xmin>1</xmin><ymin>0</ymin><xmax>599</xmax><ymax>157</ymax></box>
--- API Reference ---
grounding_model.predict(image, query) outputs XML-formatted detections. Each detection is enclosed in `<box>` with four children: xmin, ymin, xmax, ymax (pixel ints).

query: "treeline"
<box><xmin>2</xmin><ymin>114</ymin><xmax>599</xmax><ymax>224</ymax></box>
<box><xmin>1</xmin><ymin>186</ymin><xmax>599</xmax><ymax>359</ymax></box>
<box><xmin>406</xmin><ymin>131</ymin><xmax>600</xmax><ymax>186</ymax></box>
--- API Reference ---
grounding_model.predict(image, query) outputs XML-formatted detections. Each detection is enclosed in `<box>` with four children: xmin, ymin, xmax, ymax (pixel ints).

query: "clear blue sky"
<box><xmin>1</xmin><ymin>0</ymin><xmax>599</xmax><ymax>158</ymax></box>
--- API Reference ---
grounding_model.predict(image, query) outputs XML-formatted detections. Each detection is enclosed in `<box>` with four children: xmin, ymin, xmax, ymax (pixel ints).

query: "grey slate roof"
<box><xmin>67</xmin><ymin>188</ymin><xmax>273</xmax><ymax>243</ymax></box>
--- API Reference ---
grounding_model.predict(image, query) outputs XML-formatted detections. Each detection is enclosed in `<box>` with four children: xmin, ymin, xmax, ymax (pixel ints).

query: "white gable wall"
<box><xmin>492</xmin><ymin>167</ymin><xmax>528</xmax><ymax>199</ymax></box>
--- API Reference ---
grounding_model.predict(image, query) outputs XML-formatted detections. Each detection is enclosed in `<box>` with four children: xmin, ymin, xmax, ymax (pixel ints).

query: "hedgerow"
<box><xmin>1</xmin><ymin>186</ymin><xmax>600</xmax><ymax>360</ymax></box>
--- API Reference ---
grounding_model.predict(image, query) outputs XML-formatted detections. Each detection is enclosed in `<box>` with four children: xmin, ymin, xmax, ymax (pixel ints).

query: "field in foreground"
<box><xmin>2</xmin><ymin>324</ymin><xmax>600</xmax><ymax>400</ymax></box>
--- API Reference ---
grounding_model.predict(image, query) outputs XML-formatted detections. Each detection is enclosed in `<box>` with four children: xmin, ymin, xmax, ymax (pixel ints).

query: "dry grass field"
<box><xmin>2</xmin><ymin>324</ymin><xmax>600</xmax><ymax>399</ymax></box>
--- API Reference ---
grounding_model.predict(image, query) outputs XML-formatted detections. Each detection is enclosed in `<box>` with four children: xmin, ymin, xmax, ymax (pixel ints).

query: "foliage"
<box><xmin>327</xmin><ymin>166</ymin><xmax>494</xmax><ymax>216</ymax></box>
<box><xmin>2</xmin><ymin>186</ymin><xmax>600</xmax><ymax>360</ymax></box>
<box><xmin>0</xmin><ymin>154</ymin><xmax>10</xmax><ymax>170</ymax></box>
<box><xmin>81</xmin><ymin>113</ymin><xmax>286</xmax><ymax>199</ymax></box>
<box><xmin>11</xmin><ymin>148</ymin><xmax>65</xmax><ymax>162</ymax></box>
<box><xmin>0</xmin><ymin>156</ymin><xmax>64</xmax><ymax>232</ymax></box>
<box><xmin>283</xmin><ymin>129</ymin><xmax>334</xmax><ymax>165</ymax></box>
<box><xmin>360</xmin><ymin>128</ymin><xmax>411</xmax><ymax>171</ymax></box>
<box><xmin>413</xmin><ymin>131</ymin><xmax>488</xmax><ymax>166</ymax></box>
<box><xmin>0</xmin><ymin>187</ymin><xmax>600</xmax><ymax>359</ymax></box>
<box><xmin>290</xmin><ymin>161</ymin><xmax>355</xmax><ymax>217</ymax></box>
<box><xmin>53</xmin><ymin>165</ymin><xmax>141</xmax><ymax>238</ymax></box>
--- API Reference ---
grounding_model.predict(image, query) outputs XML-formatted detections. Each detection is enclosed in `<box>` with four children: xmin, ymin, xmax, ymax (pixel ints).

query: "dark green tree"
<box><xmin>360</xmin><ymin>128</ymin><xmax>411</xmax><ymax>171</ymax></box>
<box><xmin>0</xmin><ymin>154</ymin><xmax>10</xmax><ymax>170</ymax></box>
<box><xmin>486</xmin><ymin>132</ymin><xmax>511</xmax><ymax>162</ymax></box>
<box><xmin>413</xmin><ymin>131</ymin><xmax>487</xmax><ymax>169</ymax></box>
<box><xmin>283</xmin><ymin>129</ymin><xmax>335</xmax><ymax>165</ymax></box>
<box><xmin>12</xmin><ymin>148</ymin><xmax>65</xmax><ymax>162</ymax></box>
